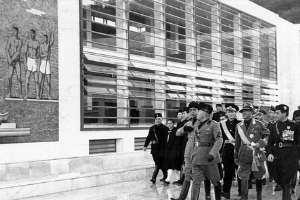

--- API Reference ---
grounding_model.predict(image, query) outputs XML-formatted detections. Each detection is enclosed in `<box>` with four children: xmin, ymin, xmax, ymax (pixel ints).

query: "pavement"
<box><xmin>21</xmin><ymin>178</ymin><xmax>300</xmax><ymax>200</ymax></box>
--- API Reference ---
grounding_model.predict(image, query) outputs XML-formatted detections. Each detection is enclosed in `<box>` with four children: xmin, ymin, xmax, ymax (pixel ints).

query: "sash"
<box><xmin>221</xmin><ymin>120</ymin><xmax>235</xmax><ymax>144</ymax></box>
<box><xmin>237</xmin><ymin>125</ymin><xmax>260</xmax><ymax>171</ymax></box>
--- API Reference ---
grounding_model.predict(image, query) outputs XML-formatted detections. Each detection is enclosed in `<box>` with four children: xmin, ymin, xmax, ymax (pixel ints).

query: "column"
<box><xmin>185</xmin><ymin>0</ymin><xmax>196</xmax><ymax>69</ymax></box>
<box><xmin>154</xmin><ymin>0</ymin><xmax>166</xmax><ymax>121</ymax></box>
<box><xmin>233</xmin><ymin>13</ymin><xmax>243</xmax><ymax>76</ymax></box>
<box><xmin>211</xmin><ymin>3</ymin><xmax>221</xmax><ymax>72</ymax></box>
<box><xmin>116</xmin><ymin>0</ymin><xmax>128</xmax><ymax>125</ymax></box>
<box><xmin>85</xmin><ymin>6</ymin><xmax>92</xmax><ymax>47</ymax></box>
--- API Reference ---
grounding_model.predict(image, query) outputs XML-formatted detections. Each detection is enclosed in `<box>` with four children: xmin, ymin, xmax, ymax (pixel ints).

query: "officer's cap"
<box><xmin>225</xmin><ymin>103</ymin><xmax>239</xmax><ymax>112</ymax></box>
<box><xmin>198</xmin><ymin>102</ymin><xmax>213</xmax><ymax>114</ymax></box>
<box><xmin>177</xmin><ymin>109</ymin><xmax>184</xmax><ymax>114</ymax></box>
<box><xmin>188</xmin><ymin>101</ymin><xmax>198</xmax><ymax>109</ymax></box>
<box><xmin>275</xmin><ymin>104</ymin><xmax>289</xmax><ymax>114</ymax></box>
<box><xmin>239</xmin><ymin>103</ymin><xmax>254</xmax><ymax>113</ymax></box>
<box><xmin>183</xmin><ymin>107</ymin><xmax>189</xmax><ymax>113</ymax></box>
<box><xmin>257</xmin><ymin>109</ymin><xmax>266</xmax><ymax>115</ymax></box>
<box><xmin>154</xmin><ymin>113</ymin><xmax>162</xmax><ymax>118</ymax></box>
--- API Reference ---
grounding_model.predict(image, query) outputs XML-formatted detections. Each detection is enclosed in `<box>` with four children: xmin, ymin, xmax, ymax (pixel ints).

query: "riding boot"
<box><xmin>214</xmin><ymin>181</ymin><xmax>222</xmax><ymax>200</ymax></box>
<box><xmin>241</xmin><ymin>179</ymin><xmax>249</xmax><ymax>200</ymax></box>
<box><xmin>170</xmin><ymin>180</ymin><xmax>191</xmax><ymax>200</ymax></box>
<box><xmin>238</xmin><ymin>177</ymin><xmax>241</xmax><ymax>196</ymax></box>
<box><xmin>282</xmin><ymin>184</ymin><xmax>291</xmax><ymax>200</ymax></box>
<box><xmin>204</xmin><ymin>177</ymin><xmax>211</xmax><ymax>199</ymax></box>
<box><xmin>150</xmin><ymin>165</ymin><xmax>159</xmax><ymax>183</ymax></box>
<box><xmin>256</xmin><ymin>179</ymin><xmax>262</xmax><ymax>200</ymax></box>
<box><xmin>191</xmin><ymin>184</ymin><xmax>201</xmax><ymax>200</ymax></box>
<box><xmin>160</xmin><ymin>168</ymin><xmax>168</xmax><ymax>181</ymax></box>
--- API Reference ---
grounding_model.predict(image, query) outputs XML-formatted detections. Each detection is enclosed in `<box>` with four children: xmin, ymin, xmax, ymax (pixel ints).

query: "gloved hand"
<box><xmin>184</xmin><ymin>126</ymin><xmax>194</xmax><ymax>132</ymax></box>
<box><xmin>207</xmin><ymin>154</ymin><xmax>214</xmax><ymax>162</ymax></box>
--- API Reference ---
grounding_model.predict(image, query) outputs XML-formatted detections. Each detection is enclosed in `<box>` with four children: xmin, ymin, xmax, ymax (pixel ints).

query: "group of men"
<box><xmin>5</xmin><ymin>26</ymin><xmax>54</xmax><ymax>100</ymax></box>
<box><xmin>144</xmin><ymin>101</ymin><xmax>300</xmax><ymax>200</ymax></box>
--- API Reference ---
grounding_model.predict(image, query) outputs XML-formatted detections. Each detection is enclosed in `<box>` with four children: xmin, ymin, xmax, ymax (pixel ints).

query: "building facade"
<box><xmin>0</xmin><ymin>0</ymin><xmax>300</xmax><ymax>199</ymax></box>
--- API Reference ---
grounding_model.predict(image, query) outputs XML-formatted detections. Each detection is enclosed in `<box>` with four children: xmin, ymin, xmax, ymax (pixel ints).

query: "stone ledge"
<box><xmin>0</xmin><ymin>128</ymin><xmax>30</xmax><ymax>137</ymax></box>
<box><xmin>4</xmin><ymin>97</ymin><xmax>58</xmax><ymax>103</ymax></box>
<box><xmin>0</xmin><ymin>164</ymin><xmax>156</xmax><ymax>200</ymax></box>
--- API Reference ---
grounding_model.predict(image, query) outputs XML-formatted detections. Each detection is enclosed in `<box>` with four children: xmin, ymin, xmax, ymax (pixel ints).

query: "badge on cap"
<box><xmin>250</xmin><ymin>134</ymin><xmax>254</xmax><ymax>138</ymax></box>
<box><xmin>284</xmin><ymin>106</ymin><xmax>287</xmax><ymax>110</ymax></box>
<box><xmin>287</xmin><ymin>126</ymin><xmax>290</xmax><ymax>130</ymax></box>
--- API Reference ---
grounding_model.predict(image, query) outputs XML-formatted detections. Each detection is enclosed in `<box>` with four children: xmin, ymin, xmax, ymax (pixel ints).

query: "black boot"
<box><xmin>238</xmin><ymin>177</ymin><xmax>241</xmax><ymax>196</ymax></box>
<box><xmin>282</xmin><ymin>184</ymin><xmax>291</xmax><ymax>200</ymax></box>
<box><xmin>241</xmin><ymin>180</ymin><xmax>249</xmax><ymax>200</ymax></box>
<box><xmin>160</xmin><ymin>168</ymin><xmax>167</xmax><ymax>181</ymax></box>
<box><xmin>204</xmin><ymin>177</ymin><xmax>211</xmax><ymax>199</ymax></box>
<box><xmin>191</xmin><ymin>184</ymin><xmax>200</xmax><ymax>200</ymax></box>
<box><xmin>214</xmin><ymin>181</ymin><xmax>222</xmax><ymax>200</ymax></box>
<box><xmin>256</xmin><ymin>179</ymin><xmax>262</xmax><ymax>200</ymax></box>
<box><xmin>170</xmin><ymin>180</ymin><xmax>191</xmax><ymax>200</ymax></box>
<box><xmin>150</xmin><ymin>165</ymin><xmax>159</xmax><ymax>183</ymax></box>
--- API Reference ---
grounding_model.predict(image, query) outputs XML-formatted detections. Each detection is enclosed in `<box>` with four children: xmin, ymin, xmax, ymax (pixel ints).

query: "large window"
<box><xmin>81</xmin><ymin>0</ymin><xmax>278</xmax><ymax>129</ymax></box>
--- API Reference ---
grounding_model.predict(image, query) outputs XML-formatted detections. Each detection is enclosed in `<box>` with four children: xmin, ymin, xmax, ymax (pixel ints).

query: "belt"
<box><xmin>224</xmin><ymin>140</ymin><xmax>234</xmax><ymax>145</ymax></box>
<box><xmin>195</xmin><ymin>142</ymin><xmax>214</xmax><ymax>147</ymax></box>
<box><xmin>274</xmin><ymin>142</ymin><xmax>293</xmax><ymax>148</ymax></box>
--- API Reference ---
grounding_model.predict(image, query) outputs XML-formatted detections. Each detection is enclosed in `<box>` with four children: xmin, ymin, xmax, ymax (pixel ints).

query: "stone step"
<box><xmin>0</xmin><ymin>164</ymin><xmax>155</xmax><ymax>200</ymax></box>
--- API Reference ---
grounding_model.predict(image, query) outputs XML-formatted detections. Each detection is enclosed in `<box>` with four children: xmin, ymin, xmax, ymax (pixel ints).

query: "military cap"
<box><xmin>177</xmin><ymin>109</ymin><xmax>184</xmax><ymax>114</ymax></box>
<box><xmin>216</xmin><ymin>103</ymin><xmax>222</xmax><ymax>107</ymax></box>
<box><xmin>294</xmin><ymin>111</ymin><xmax>300</xmax><ymax>119</ymax></box>
<box><xmin>154</xmin><ymin>113</ymin><xmax>162</xmax><ymax>118</ymax></box>
<box><xmin>269</xmin><ymin>105</ymin><xmax>276</xmax><ymax>112</ymax></box>
<box><xmin>188</xmin><ymin>101</ymin><xmax>198</xmax><ymax>109</ymax></box>
<box><xmin>225</xmin><ymin>103</ymin><xmax>239</xmax><ymax>112</ymax></box>
<box><xmin>275</xmin><ymin>104</ymin><xmax>289</xmax><ymax>113</ymax></box>
<box><xmin>183</xmin><ymin>107</ymin><xmax>189</xmax><ymax>113</ymax></box>
<box><xmin>239</xmin><ymin>103</ymin><xmax>254</xmax><ymax>113</ymax></box>
<box><xmin>198</xmin><ymin>102</ymin><xmax>213</xmax><ymax>114</ymax></box>
<box><xmin>257</xmin><ymin>108</ymin><xmax>266</xmax><ymax>115</ymax></box>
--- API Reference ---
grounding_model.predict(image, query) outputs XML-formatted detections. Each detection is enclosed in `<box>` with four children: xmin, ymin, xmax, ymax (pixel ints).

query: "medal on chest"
<box><xmin>282</xmin><ymin>126</ymin><xmax>294</xmax><ymax>141</ymax></box>
<box><xmin>249</xmin><ymin>134</ymin><xmax>254</xmax><ymax>138</ymax></box>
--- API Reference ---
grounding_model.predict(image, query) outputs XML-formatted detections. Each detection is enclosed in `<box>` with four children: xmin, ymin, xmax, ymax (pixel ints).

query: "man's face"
<box><xmin>182</xmin><ymin>111</ymin><xmax>188</xmax><ymax>119</ymax></box>
<box><xmin>189</xmin><ymin>107</ymin><xmax>198</xmax><ymax>118</ymax></box>
<box><xmin>274</xmin><ymin>110</ymin><xmax>285</xmax><ymax>122</ymax></box>
<box><xmin>216</xmin><ymin>106</ymin><xmax>222</xmax><ymax>112</ymax></box>
<box><xmin>256</xmin><ymin>112</ymin><xmax>264</xmax><ymax>121</ymax></box>
<box><xmin>155</xmin><ymin>117</ymin><xmax>163</xmax><ymax>125</ymax></box>
<box><xmin>177</xmin><ymin>113</ymin><xmax>183</xmax><ymax>120</ymax></box>
<box><xmin>30</xmin><ymin>30</ymin><xmax>35</xmax><ymax>39</ymax></box>
<box><xmin>295</xmin><ymin>117</ymin><xmax>300</xmax><ymax>124</ymax></box>
<box><xmin>167</xmin><ymin>120</ymin><xmax>174</xmax><ymax>129</ymax></box>
<box><xmin>43</xmin><ymin>35</ymin><xmax>48</xmax><ymax>43</ymax></box>
<box><xmin>242</xmin><ymin>110</ymin><xmax>253</xmax><ymax>119</ymax></box>
<box><xmin>13</xmin><ymin>28</ymin><xmax>18</xmax><ymax>36</ymax></box>
<box><xmin>197</xmin><ymin>110</ymin><xmax>206</xmax><ymax>121</ymax></box>
<box><xmin>226</xmin><ymin>110</ymin><xmax>236</xmax><ymax>120</ymax></box>
<box><xmin>268</xmin><ymin>110</ymin><xmax>275</xmax><ymax>119</ymax></box>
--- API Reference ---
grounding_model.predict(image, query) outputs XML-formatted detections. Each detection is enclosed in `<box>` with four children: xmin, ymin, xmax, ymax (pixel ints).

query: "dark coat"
<box><xmin>162</xmin><ymin>127</ymin><xmax>183</xmax><ymax>170</ymax></box>
<box><xmin>267</xmin><ymin>119</ymin><xmax>300</xmax><ymax>185</ymax></box>
<box><xmin>176</xmin><ymin>119</ymin><xmax>188</xmax><ymax>161</ymax></box>
<box><xmin>220</xmin><ymin>118</ymin><xmax>240</xmax><ymax>169</ymax></box>
<box><xmin>144</xmin><ymin>123</ymin><xmax>168</xmax><ymax>165</ymax></box>
<box><xmin>212</xmin><ymin>111</ymin><xmax>226</xmax><ymax>122</ymax></box>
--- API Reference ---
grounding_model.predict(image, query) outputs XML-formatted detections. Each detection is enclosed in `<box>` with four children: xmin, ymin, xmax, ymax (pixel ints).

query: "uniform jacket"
<box><xmin>267</xmin><ymin>119</ymin><xmax>300</xmax><ymax>185</ymax></box>
<box><xmin>220</xmin><ymin>118</ymin><xmax>240</xmax><ymax>160</ymax></box>
<box><xmin>176</xmin><ymin>117</ymin><xmax>197</xmax><ymax>158</ymax></box>
<box><xmin>190</xmin><ymin>119</ymin><xmax>223</xmax><ymax>165</ymax></box>
<box><xmin>234</xmin><ymin>118</ymin><xmax>270</xmax><ymax>164</ymax></box>
<box><xmin>144</xmin><ymin>123</ymin><xmax>168</xmax><ymax>155</ymax></box>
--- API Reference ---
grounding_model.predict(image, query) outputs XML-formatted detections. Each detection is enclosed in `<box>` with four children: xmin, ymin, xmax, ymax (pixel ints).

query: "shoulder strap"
<box><xmin>153</xmin><ymin>126</ymin><xmax>158</xmax><ymax>141</ymax></box>
<box><xmin>221</xmin><ymin>120</ymin><xmax>235</xmax><ymax>142</ymax></box>
<box><xmin>275</xmin><ymin>123</ymin><xmax>283</xmax><ymax>140</ymax></box>
<box><xmin>237</xmin><ymin>125</ymin><xmax>253</xmax><ymax>150</ymax></box>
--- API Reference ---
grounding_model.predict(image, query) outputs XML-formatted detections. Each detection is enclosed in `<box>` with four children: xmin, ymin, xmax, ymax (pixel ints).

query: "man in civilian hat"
<box><xmin>235</xmin><ymin>103</ymin><xmax>270</xmax><ymax>200</ymax></box>
<box><xmin>220</xmin><ymin>103</ymin><xmax>241</xmax><ymax>199</ymax></box>
<box><xmin>144</xmin><ymin>113</ymin><xmax>168</xmax><ymax>183</ymax></box>
<box><xmin>212</xmin><ymin>103</ymin><xmax>225</xmax><ymax>122</ymax></box>
<box><xmin>189</xmin><ymin>103</ymin><xmax>223</xmax><ymax>200</ymax></box>
<box><xmin>171</xmin><ymin>102</ymin><xmax>198</xmax><ymax>200</ymax></box>
<box><xmin>267</xmin><ymin>104</ymin><xmax>300</xmax><ymax>200</ymax></box>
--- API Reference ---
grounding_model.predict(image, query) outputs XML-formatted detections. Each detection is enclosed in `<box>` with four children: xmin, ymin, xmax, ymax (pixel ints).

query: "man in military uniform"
<box><xmin>292</xmin><ymin>105</ymin><xmax>300</xmax><ymax>121</ymax></box>
<box><xmin>255</xmin><ymin>108</ymin><xmax>268</xmax><ymax>126</ymax></box>
<box><xmin>171</xmin><ymin>102</ymin><xmax>198</xmax><ymax>200</ymax></box>
<box><xmin>189</xmin><ymin>103</ymin><xmax>223</xmax><ymax>200</ymax></box>
<box><xmin>267</xmin><ymin>104</ymin><xmax>300</xmax><ymax>200</ymax></box>
<box><xmin>143</xmin><ymin>113</ymin><xmax>168</xmax><ymax>183</ymax></box>
<box><xmin>212</xmin><ymin>104</ymin><xmax>225</xmax><ymax>122</ymax></box>
<box><xmin>235</xmin><ymin>103</ymin><xmax>270</xmax><ymax>200</ymax></box>
<box><xmin>220</xmin><ymin>103</ymin><xmax>241</xmax><ymax>199</ymax></box>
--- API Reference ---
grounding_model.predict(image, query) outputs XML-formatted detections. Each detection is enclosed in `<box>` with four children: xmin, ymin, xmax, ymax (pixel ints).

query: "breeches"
<box><xmin>192</xmin><ymin>163</ymin><xmax>220</xmax><ymax>188</ymax></box>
